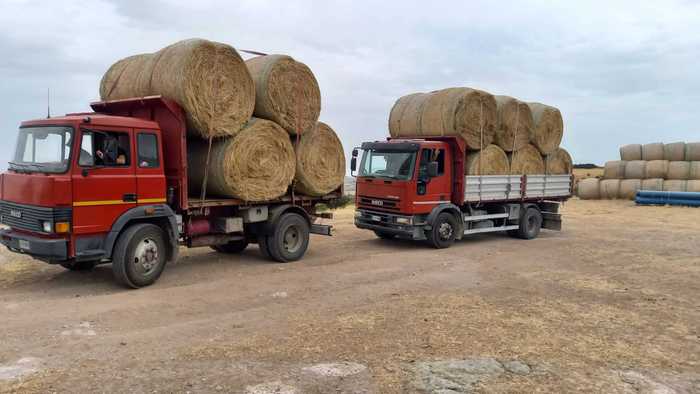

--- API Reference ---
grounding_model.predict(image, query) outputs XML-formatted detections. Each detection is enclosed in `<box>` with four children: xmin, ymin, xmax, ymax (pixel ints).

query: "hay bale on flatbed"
<box><xmin>545</xmin><ymin>147</ymin><xmax>573</xmax><ymax>175</ymax></box>
<box><xmin>389</xmin><ymin>88</ymin><xmax>498</xmax><ymax>149</ymax></box>
<box><xmin>493</xmin><ymin>95</ymin><xmax>532</xmax><ymax>152</ymax></box>
<box><xmin>188</xmin><ymin>118</ymin><xmax>295</xmax><ymax>201</ymax></box>
<box><xmin>465</xmin><ymin>145</ymin><xmax>509</xmax><ymax>175</ymax></box>
<box><xmin>245</xmin><ymin>54</ymin><xmax>321</xmax><ymax>135</ymax></box>
<box><xmin>527</xmin><ymin>102</ymin><xmax>563</xmax><ymax>154</ymax></box>
<box><xmin>294</xmin><ymin>122</ymin><xmax>345</xmax><ymax>196</ymax></box>
<box><xmin>100</xmin><ymin>38</ymin><xmax>255</xmax><ymax>139</ymax></box>
<box><xmin>508</xmin><ymin>144</ymin><xmax>545</xmax><ymax>174</ymax></box>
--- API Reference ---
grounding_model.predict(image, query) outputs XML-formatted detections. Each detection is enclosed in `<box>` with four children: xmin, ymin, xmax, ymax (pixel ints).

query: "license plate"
<box><xmin>370</xmin><ymin>215</ymin><xmax>382</xmax><ymax>222</ymax></box>
<box><xmin>18</xmin><ymin>239</ymin><xmax>30</xmax><ymax>251</ymax></box>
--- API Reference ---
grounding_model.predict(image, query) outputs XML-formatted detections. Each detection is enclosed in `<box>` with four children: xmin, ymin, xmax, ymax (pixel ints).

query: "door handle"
<box><xmin>122</xmin><ymin>193</ymin><xmax>137</xmax><ymax>202</ymax></box>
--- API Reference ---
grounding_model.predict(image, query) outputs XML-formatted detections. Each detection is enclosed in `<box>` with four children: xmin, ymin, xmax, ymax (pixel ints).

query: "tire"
<box><xmin>513</xmin><ymin>207</ymin><xmax>542</xmax><ymax>240</ymax></box>
<box><xmin>265</xmin><ymin>212</ymin><xmax>310</xmax><ymax>263</ymax></box>
<box><xmin>211</xmin><ymin>239</ymin><xmax>249</xmax><ymax>254</ymax></box>
<box><xmin>427</xmin><ymin>212</ymin><xmax>458</xmax><ymax>249</ymax></box>
<box><xmin>374</xmin><ymin>230</ymin><xmax>395</xmax><ymax>240</ymax></box>
<box><xmin>258</xmin><ymin>235</ymin><xmax>272</xmax><ymax>259</ymax></box>
<box><xmin>112</xmin><ymin>223</ymin><xmax>168</xmax><ymax>289</ymax></box>
<box><xmin>59</xmin><ymin>260</ymin><xmax>96</xmax><ymax>271</ymax></box>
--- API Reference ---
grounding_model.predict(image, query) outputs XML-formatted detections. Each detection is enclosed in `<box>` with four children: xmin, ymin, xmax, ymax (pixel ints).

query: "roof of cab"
<box><xmin>20</xmin><ymin>113</ymin><xmax>160</xmax><ymax>129</ymax></box>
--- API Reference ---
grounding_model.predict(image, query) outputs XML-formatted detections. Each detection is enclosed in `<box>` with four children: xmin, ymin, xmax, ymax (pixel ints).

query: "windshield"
<box><xmin>358</xmin><ymin>149</ymin><xmax>417</xmax><ymax>180</ymax></box>
<box><xmin>10</xmin><ymin>126</ymin><xmax>73</xmax><ymax>173</ymax></box>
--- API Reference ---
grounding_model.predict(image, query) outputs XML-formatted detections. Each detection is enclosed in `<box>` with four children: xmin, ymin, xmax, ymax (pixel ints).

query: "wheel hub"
<box><xmin>134</xmin><ymin>238</ymin><xmax>159</xmax><ymax>274</ymax></box>
<box><xmin>282</xmin><ymin>225</ymin><xmax>302</xmax><ymax>253</ymax></box>
<box><xmin>438</xmin><ymin>222</ymin><xmax>453</xmax><ymax>240</ymax></box>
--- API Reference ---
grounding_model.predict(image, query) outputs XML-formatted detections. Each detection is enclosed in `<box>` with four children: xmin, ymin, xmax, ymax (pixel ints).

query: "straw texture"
<box><xmin>294</xmin><ymin>122</ymin><xmax>345</xmax><ymax>196</ymax></box>
<box><xmin>527</xmin><ymin>102</ymin><xmax>563</xmax><ymax>154</ymax></box>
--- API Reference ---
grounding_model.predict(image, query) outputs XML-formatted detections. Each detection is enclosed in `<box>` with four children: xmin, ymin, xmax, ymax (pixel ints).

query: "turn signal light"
<box><xmin>55</xmin><ymin>222</ymin><xmax>70</xmax><ymax>233</ymax></box>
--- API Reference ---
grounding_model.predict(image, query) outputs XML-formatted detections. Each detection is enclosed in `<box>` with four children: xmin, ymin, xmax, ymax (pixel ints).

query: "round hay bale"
<box><xmin>689</xmin><ymin>162</ymin><xmax>700</xmax><ymax>180</ymax></box>
<box><xmin>508</xmin><ymin>144</ymin><xmax>545</xmax><ymax>174</ymax></box>
<box><xmin>600</xmin><ymin>179</ymin><xmax>621</xmax><ymax>199</ymax></box>
<box><xmin>493</xmin><ymin>96</ymin><xmax>532</xmax><ymax>152</ymax></box>
<box><xmin>603</xmin><ymin>160</ymin><xmax>626</xmax><ymax>179</ymax></box>
<box><xmin>641</xmin><ymin>143</ymin><xmax>664</xmax><ymax>161</ymax></box>
<box><xmin>294</xmin><ymin>122</ymin><xmax>345</xmax><ymax>196</ymax></box>
<box><xmin>465</xmin><ymin>145</ymin><xmax>509</xmax><ymax>175</ymax></box>
<box><xmin>187</xmin><ymin>118</ymin><xmax>295</xmax><ymax>201</ymax></box>
<box><xmin>620</xmin><ymin>144</ymin><xmax>642</xmax><ymax>161</ymax></box>
<box><xmin>663</xmin><ymin>180</ymin><xmax>687</xmax><ymax>192</ymax></box>
<box><xmin>685</xmin><ymin>142</ymin><xmax>700</xmax><ymax>161</ymax></box>
<box><xmin>101</xmin><ymin>39</ymin><xmax>255</xmax><ymax>139</ymax></box>
<box><xmin>389</xmin><ymin>88</ymin><xmax>498</xmax><ymax>149</ymax></box>
<box><xmin>641</xmin><ymin>178</ymin><xmax>664</xmax><ymax>191</ymax></box>
<box><xmin>388</xmin><ymin>93</ymin><xmax>428</xmax><ymax>137</ymax></box>
<box><xmin>527</xmin><ymin>102</ymin><xmax>563</xmax><ymax>154</ymax></box>
<box><xmin>577</xmin><ymin>178</ymin><xmax>600</xmax><ymax>200</ymax></box>
<box><xmin>619</xmin><ymin>179</ymin><xmax>642</xmax><ymax>200</ymax></box>
<box><xmin>645</xmin><ymin>160</ymin><xmax>669</xmax><ymax>179</ymax></box>
<box><xmin>663</xmin><ymin>142</ymin><xmax>686</xmax><ymax>161</ymax></box>
<box><xmin>245</xmin><ymin>55</ymin><xmax>321</xmax><ymax>135</ymax></box>
<box><xmin>545</xmin><ymin>148</ymin><xmax>573</xmax><ymax>175</ymax></box>
<box><xmin>624</xmin><ymin>160</ymin><xmax>646</xmax><ymax>179</ymax></box>
<box><xmin>666</xmin><ymin>161</ymin><xmax>690</xmax><ymax>180</ymax></box>
<box><xmin>687</xmin><ymin>180</ymin><xmax>700</xmax><ymax>192</ymax></box>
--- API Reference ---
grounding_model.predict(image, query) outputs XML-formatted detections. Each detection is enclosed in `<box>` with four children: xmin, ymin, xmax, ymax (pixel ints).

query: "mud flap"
<box><xmin>542</xmin><ymin>212</ymin><xmax>562</xmax><ymax>231</ymax></box>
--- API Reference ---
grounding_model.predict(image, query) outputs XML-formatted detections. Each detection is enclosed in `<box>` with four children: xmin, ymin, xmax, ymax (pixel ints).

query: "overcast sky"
<box><xmin>1</xmin><ymin>0</ymin><xmax>699</xmax><ymax>169</ymax></box>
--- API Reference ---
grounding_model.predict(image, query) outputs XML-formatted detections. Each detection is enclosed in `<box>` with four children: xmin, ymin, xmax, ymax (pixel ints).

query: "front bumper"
<box><xmin>0</xmin><ymin>228</ymin><xmax>68</xmax><ymax>262</ymax></box>
<box><xmin>354</xmin><ymin>209</ymin><xmax>426</xmax><ymax>240</ymax></box>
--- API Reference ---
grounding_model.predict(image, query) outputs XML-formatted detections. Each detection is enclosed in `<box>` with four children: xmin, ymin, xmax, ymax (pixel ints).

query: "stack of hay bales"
<box><xmin>578</xmin><ymin>141</ymin><xmax>700</xmax><ymax>200</ymax></box>
<box><xmin>100</xmin><ymin>39</ymin><xmax>345</xmax><ymax>202</ymax></box>
<box><xmin>388</xmin><ymin>89</ymin><xmax>571</xmax><ymax>176</ymax></box>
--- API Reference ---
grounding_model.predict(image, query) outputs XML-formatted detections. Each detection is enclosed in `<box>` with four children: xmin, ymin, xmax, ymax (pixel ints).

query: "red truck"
<box><xmin>351</xmin><ymin>137</ymin><xmax>572</xmax><ymax>247</ymax></box>
<box><xmin>0</xmin><ymin>96</ymin><xmax>338</xmax><ymax>288</ymax></box>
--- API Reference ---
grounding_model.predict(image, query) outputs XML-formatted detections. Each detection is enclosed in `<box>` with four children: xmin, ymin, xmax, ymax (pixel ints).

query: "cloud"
<box><xmin>1</xmin><ymin>0</ymin><xmax>699</xmax><ymax>172</ymax></box>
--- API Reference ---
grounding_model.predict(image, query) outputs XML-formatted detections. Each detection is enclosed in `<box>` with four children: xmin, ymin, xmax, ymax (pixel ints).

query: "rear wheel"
<box><xmin>59</xmin><ymin>260</ymin><xmax>96</xmax><ymax>271</ymax></box>
<box><xmin>374</xmin><ymin>230</ymin><xmax>395</xmax><ymax>240</ymax></box>
<box><xmin>211</xmin><ymin>239</ymin><xmax>249</xmax><ymax>254</ymax></box>
<box><xmin>112</xmin><ymin>223</ymin><xmax>168</xmax><ymax>288</ymax></box>
<box><xmin>427</xmin><ymin>212</ymin><xmax>458</xmax><ymax>249</ymax></box>
<box><xmin>265</xmin><ymin>212</ymin><xmax>310</xmax><ymax>262</ymax></box>
<box><xmin>511</xmin><ymin>207</ymin><xmax>542</xmax><ymax>240</ymax></box>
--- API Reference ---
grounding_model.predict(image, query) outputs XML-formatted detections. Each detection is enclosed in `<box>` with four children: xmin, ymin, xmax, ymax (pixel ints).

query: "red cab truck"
<box><xmin>0</xmin><ymin>96</ymin><xmax>338</xmax><ymax>288</ymax></box>
<box><xmin>351</xmin><ymin>137</ymin><xmax>572</xmax><ymax>247</ymax></box>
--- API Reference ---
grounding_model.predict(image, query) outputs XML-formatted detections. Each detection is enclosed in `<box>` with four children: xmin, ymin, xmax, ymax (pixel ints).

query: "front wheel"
<box><xmin>112</xmin><ymin>224</ymin><xmax>168</xmax><ymax>288</ymax></box>
<box><xmin>427</xmin><ymin>212</ymin><xmax>458</xmax><ymax>249</ymax></box>
<box><xmin>264</xmin><ymin>212</ymin><xmax>310</xmax><ymax>263</ymax></box>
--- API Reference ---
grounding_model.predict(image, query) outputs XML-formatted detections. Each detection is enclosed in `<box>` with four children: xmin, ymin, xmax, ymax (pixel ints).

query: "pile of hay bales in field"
<box><xmin>577</xmin><ymin>142</ymin><xmax>700</xmax><ymax>200</ymax></box>
<box><xmin>100</xmin><ymin>38</ymin><xmax>345</xmax><ymax>201</ymax></box>
<box><xmin>388</xmin><ymin>88</ymin><xmax>571</xmax><ymax>176</ymax></box>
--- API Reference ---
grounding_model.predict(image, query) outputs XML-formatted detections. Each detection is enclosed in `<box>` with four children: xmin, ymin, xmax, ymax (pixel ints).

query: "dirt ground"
<box><xmin>1</xmin><ymin>199</ymin><xmax>699</xmax><ymax>393</ymax></box>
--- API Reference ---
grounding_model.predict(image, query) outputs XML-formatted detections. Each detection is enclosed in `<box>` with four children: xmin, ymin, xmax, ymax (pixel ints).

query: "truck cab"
<box><xmin>352</xmin><ymin>137</ymin><xmax>572</xmax><ymax>248</ymax></box>
<box><xmin>0</xmin><ymin>112</ymin><xmax>171</xmax><ymax>271</ymax></box>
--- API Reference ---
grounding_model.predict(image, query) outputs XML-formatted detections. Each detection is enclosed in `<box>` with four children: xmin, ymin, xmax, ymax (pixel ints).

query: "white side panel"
<box><xmin>464</xmin><ymin>174</ymin><xmax>571</xmax><ymax>202</ymax></box>
<box><xmin>525</xmin><ymin>175</ymin><xmax>572</xmax><ymax>198</ymax></box>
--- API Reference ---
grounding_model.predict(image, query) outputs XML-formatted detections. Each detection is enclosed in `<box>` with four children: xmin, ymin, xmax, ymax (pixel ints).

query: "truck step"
<box><xmin>463</xmin><ymin>213</ymin><xmax>509</xmax><ymax>222</ymax></box>
<box><xmin>463</xmin><ymin>225</ymin><xmax>519</xmax><ymax>235</ymax></box>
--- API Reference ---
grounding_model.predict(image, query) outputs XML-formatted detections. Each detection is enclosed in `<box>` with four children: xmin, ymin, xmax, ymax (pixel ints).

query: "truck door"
<box><xmin>413</xmin><ymin>147</ymin><xmax>451</xmax><ymax>213</ymax></box>
<box><xmin>135</xmin><ymin>131</ymin><xmax>166</xmax><ymax>205</ymax></box>
<box><xmin>72</xmin><ymin>128</ymin><xmax>136</xmax><ymax>236</ymax></box>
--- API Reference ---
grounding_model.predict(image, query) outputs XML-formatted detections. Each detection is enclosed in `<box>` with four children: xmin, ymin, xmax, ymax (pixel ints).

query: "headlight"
<box><xmin>395</xmin><ymin>217</ymin><xmax>412</xmax><ymax>225</ymax></box>
<box><xmin>42</xmin><ymin>221</ymin><xmax>53</xmax><ymax>233</ymax></box>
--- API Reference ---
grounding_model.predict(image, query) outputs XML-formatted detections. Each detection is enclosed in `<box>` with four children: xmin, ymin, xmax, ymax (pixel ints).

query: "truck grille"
<box><xmin>357</xmin><ymin>196</ymin><xmax>400</xmax><ymax>211</ymax></box>
<box><xmin>0</xmin><ymin>201</ymin><xmax>71</xmax><ymax>233</ymax></box>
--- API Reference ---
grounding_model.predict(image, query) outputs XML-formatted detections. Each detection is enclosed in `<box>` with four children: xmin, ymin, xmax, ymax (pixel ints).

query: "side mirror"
<box><xmin>427</xmin><ymin>161</ymin><xmax>439</xmax><ymax>178</ymax></box>
<box><xmin>350</xmin><ymin>157</ymin><xmax>357</xmax><ymax>172</ymax></box>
